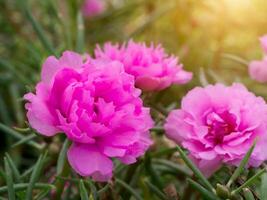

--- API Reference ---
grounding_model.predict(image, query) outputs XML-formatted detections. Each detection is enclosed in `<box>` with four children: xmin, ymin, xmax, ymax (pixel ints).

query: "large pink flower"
<box><xmin>82</xmin><ymin>0</ymin><xmax>106</xmax><ymax>17</ymax></box>
<box><xmin>95</xmin><ymin>40</ymin><xmax>192</xmax><ymax>91</ymax></box>
<box><xmin>164</xmin><ymin>83</ymin><xmax>267</xmax><ymax>176</ymax></box>
<box><xmin>24</xmin><ymin>51</ymin><xmax>153</xmax><ymax>181</ymax></box>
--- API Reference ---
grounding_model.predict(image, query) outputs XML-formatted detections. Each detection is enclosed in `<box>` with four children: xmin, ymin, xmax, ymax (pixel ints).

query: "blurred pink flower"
<box><xmin>95</xmin><ymin>40</ymin><xmax>192</xmax><ymax>91</ymax></box>
<box><xmin>164</xmin><ymin>83</ymin><xmax>267</xmax><ymax>176</ymax></box>
<box><xmin>249</xmin><ymin>35</ymin><xmax>267</xmax><ymax>83</ymax></box>
<box><xmin>82</xmin><ymin>0</ymin><xmax>106</xmax><ymax>17</ymax></box>
<box><xmin>260</xmin><ymin>35</ymin><xmax>267</xmax><ymax>53</ymax></box>
<box><xmin>249</xmin><ymin>57</ymin><xmax>267</xmax><ymax>83</ymax></box>
<box><xmin>24</xmin><ymin>51</ymin><xmax>153</xmax><ymax>181</ymax></box>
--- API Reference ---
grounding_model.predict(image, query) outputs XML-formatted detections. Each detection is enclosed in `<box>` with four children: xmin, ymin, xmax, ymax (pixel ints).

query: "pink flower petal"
<box><xmin>67</xmin><ymin>143</ymin><xmax>113</xmax><ymax>181</ymax></box>
<box><xmin>41</xmin><ymin>56</ymin><xmax>60</xmax><ymax>85</ymax></box>
<box><xmin>24</xmin><ymin>83</ymin><xmax>60</xmax><ymax>136</ymax></box>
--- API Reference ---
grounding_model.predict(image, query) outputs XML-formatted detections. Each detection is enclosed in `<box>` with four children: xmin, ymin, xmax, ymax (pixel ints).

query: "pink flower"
<box><xmin>24</xmin><ymin>51</ymin><xmax>153</xmax><ymax>181</ymax></box>
<box><xmin>164</xmin><ymin>83</ymin><xmax>267</xmax><ymax>176</ymax></box>
<box><xmin>82</xmin><ymin>0</ymin><xmax>106</xmax><ymax>17</ymax></box>
<box><xmin>260</xmin><ymin>35</ymin><xmax>267</xmax><ymax>53</ymax></box>
<box><xmin>95</xmin><ymin>40</ymin><xmax>192</xmax><ymax>91</ymax></box>
<box><xmin>248</xmin><ymin>35</ymin><xmax>267</xmax><ymax>83</ymax></box>
<box><xmin>249</xmin><ymin>57</ymin><xmax>267</xmax><ymax>83</ymax></box>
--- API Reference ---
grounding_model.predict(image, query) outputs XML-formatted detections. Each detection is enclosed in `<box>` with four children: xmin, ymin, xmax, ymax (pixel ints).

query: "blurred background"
<box><xmin>1</xmin><ymin>0</ymin><xmax>267</xmax><ymax>198</ymax></box>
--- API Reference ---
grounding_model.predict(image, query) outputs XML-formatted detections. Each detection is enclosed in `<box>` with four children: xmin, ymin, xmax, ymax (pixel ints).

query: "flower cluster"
<box><xmin>95</xmin><ymin>40</ymin><xmax>192</xmax><ymax>91</ymax></box>
<box><xmin>249</xmin><ymin>35</ymin><xmax>267</xmax><ymax>82</ymax></box>
<box><xmin>24</xmin><ymin>51</ymin><xmax>153</xmax><ymax>181</ymax></box>
<box><xmin>25</xmin><ymin>38</ymin><xmax>267</xmax><ymax>183</ymax></box>
<box><xmin>164</xmin><ymin>83</ymin><xmax>267</xmax><ymax>176</ymax></box>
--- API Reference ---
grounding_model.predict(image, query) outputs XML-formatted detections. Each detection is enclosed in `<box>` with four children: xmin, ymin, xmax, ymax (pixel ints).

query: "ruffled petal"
<box><xmin>41</xmin><ymin>56</ymin><xmax>60</xmax><ymax>85</ymax></box>
<box><xmin>59</xmin><ymin>51</ymin><xmax>84</xmax><ymax>69</ymax></box>
<box><xmin>67</xmin><ymin>143</ymin><xmax>113</xmax><ymax>182</ymax></box>
<box><xmin>24</xmin><ymin>83</ymin><xmax>60</xmax><ymax>136</ymax></box>
<box><xmin>164</xmin><ymin>109</ymin><xmax>193</xmax><ymax>143</ymax></box>
<box><xmin>135</xmin><ymin>76</ymin><xmax>161</xmax><ymax>91</ymax></box>
<box><xmin>174</xmin><ymin>69</ymin><xmax>193</xmax><ymax>84</ymax></box>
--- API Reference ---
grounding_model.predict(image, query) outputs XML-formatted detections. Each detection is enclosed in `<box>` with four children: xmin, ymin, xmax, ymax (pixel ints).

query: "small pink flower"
<box><xmin>249</xmin><ymin>57</ymin><xmax>267</xmax><ymax>83</ymax></box>
<box><xmin>82</xmin><ymin>0</ymin><xmax>106</xmax><ymax>17</ymax></box>
<box><xmin>95</xmin><ymin>40</ymin><xmax>192</xmax><ymax>91</ymax></box>
<box><xmin>164</xmin><ymin>83</ymin><xmax>267</xmax><ymax>176</ymax></box>
<box><xmin>260</xmin><ymin>35</ymin><xmax>267</xmax><ymax>53</ymax></box>
<box><xmin>249</xmin><ymin>35</ymin><xmax>267</xmax><ymax>83</ymax></box>
<box><xmin>24</xmin><ymin>51</ymin><xmax>153</xmax><ymax>182</ymax></box>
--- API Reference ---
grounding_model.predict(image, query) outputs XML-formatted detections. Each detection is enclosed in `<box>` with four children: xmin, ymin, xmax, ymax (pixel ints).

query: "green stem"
<box><xmin>54</xmin><ymin>161</ymin><xmax>70</xmax><ymax>200</ymax></box>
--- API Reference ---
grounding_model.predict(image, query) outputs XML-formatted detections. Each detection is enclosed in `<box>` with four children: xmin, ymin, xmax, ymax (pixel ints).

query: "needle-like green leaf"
<box><xmin>144</xmin><ymin>153</ymin><xmax>164</xmax><ymax>189</ymax></box>
<box><xmin>199</xmin><ymin>68</ymin><xmax>209</xmax><ymax>86</ymax></box>
<box><xmin>0</xmin><ymin>123</ymin><xmax>43</xmax><ymax>150</ymax></box>
<box><xmin>227</xmin><ymin>141</ymin><xmax>256</xmax><ymax>188</ymax></box>
<box><xmin>12</xmin><ymin>134</ymin><xmax>37</xmax><ymax>148</ymax></box>
<box><xmin>176</xmin><ymin>146</ymin><xmax>215</xmax><ymax>193</ymax></box>
<box><xmin>0</xmin><ymin>59</ymin><xmax>29</xmax><ymax>85</ymax></box>
<box><xmin>20</xmin><ymin>166</ymin><xmax>34</xmax><ymax>181</ymax></box>
<box><xmin>116</xmin><ymin>178</ymin><xmax>142</xmax><ymax>200</ymax></box>
<box><xmin>0</xmin><ymin>183</ymin><xmax>55</xmax><ymax>194</ymax></box>
<box><xmin>9</xmin><ymin>83</ymin><xmax>24</xmax><ymax>126</ymax></box>
<box><xmin>79</xmin><ymin>180</ymin><xmax>89</xmax><ymax>200</ymax></box>
<box><xmin>97</xmin><ymin>184</ymin><xmax>110</xmax><ymax>195</ymax></box>
<box><xmin>260</xmin><ymin>173</ymin><xmax>267</xmax><ymax>200</ymax></box>
<box><xmin>151</xmin><ymin>147</ymin><xmax>177</xmax><ymax>157</ymax></box>
<box><xmin>188</xmin><ymin>179</ymin><xmax>220</xmax><ymax>200</ymax></box>
<box><xmin>26</xmin><ymin>152</ymin><xmax>47</xmax><ymax>200</ymax></box>
<box><xmin>19</xmin><ymin>1</ymin><xmax>56</xmax><ymax>55</ymax></box>
<box><xmin>144</xmin><ymin>179</ymin><xmax>168</xmax><ymax>200</ymax></box>
<box><xmin>35</xmin><ymin>188</ymin><xmax>51</xmax><ymax>200</ymax></box>
<box><xmin>76</xmin><ymin>11</ymin><xmax>85</xmax><ymax>53</ymax></box>
<box><xmin>221</xmin><ymin>53</ymin><xmax>249</xmax><ymax>66</ymax></box>
<box><xmin>4</xmin><ymin>157</ymin><xmax>15</xmax><ymax>200</ymax></box>
<box><xmin>85</xmin><ymin>179</ymin><xmax>98</xmax><ymax>200</ymax></box>
<box><xmin>153</xmin><ymin>158</ymin><xmax>192</xmax><ymax>176</ymax></box>
<box><xmin>5</xmin><ymin>153</ymin><xmax>21</xmax><ymax>183</ymax></box>
<box><xmin>56</xmin><ymin>139</ymin><xmax>71</xmax><ymax>175</ymax></box>
<box><xmin>231</xmin><ymin>168</ymin><xmax>266</xmax><ymax>195</ymax></box>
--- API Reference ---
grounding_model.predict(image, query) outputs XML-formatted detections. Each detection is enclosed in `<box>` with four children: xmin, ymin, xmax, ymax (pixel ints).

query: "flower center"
<box><xmin>206</xmin><ymin>111</ymin><xmax>237</xmax><ymax>145</ymax></box>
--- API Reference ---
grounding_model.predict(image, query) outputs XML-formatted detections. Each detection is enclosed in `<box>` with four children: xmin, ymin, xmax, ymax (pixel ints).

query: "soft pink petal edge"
<box><xmin>41</xmin><ymin>51</ymin><xmax>85</xmax><ymax>85</ymax></box>
<box><xmin>67</xmin><ymin>143</ymin><xmax>113</xmax><ymax>182</ymax></box>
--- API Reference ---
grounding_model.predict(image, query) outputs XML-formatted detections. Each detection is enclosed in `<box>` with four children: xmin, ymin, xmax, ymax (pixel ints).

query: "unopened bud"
<box><xmin>216</xmin><ymin>184</ymin><xmax>230</xmax><ymax>199</ymax></box>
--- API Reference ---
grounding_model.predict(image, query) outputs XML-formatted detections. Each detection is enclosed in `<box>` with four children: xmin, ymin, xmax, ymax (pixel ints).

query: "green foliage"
<box><xmin>260</xmin><ymin>173</ymin><xmax>267</xmax><ymax>200</ymax></box>
<box><xmin>4</xmin><ymin>157</ymin><xmax>15</xmax><ymax>200</ymax></box>
<box><xmin>227</xmin><ymin>141</ymin><xmax>257</xmax><ymax>188</ymax></box>
<box><xmin>188</xmin><ymin>179</ymin><xmax>220</xmax><ymax>200</ymax></box>
<box><xmin>1</xmin><ymin>0</ymin><xmax>267</xmax><ymax>199</ymax></box>
<box><xmin>176</xmin><ymin>145</ymin><xmax>215</xmax><ymax>193</ymax></box>
<box><xmin>79</xmin><ymin>180</ymin><xmax>89</xmax><ymax>200</ymax></box>
<box><xmin>26</xmin><ymin>152</ymin><xmax>47</xmax><ymax>200</ymax></box>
